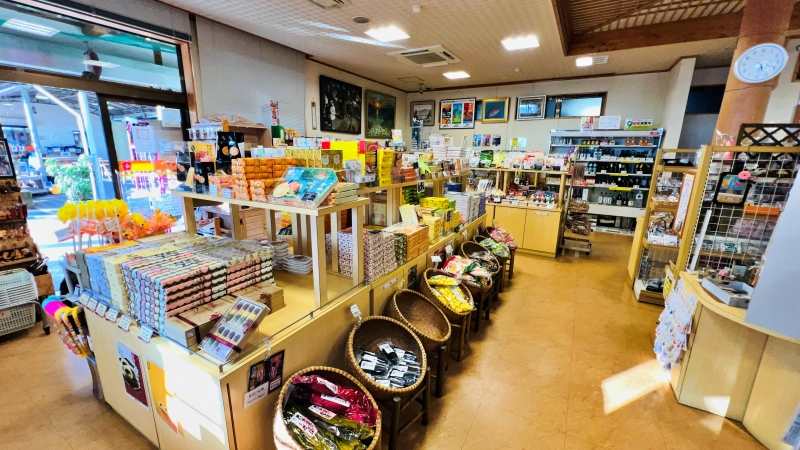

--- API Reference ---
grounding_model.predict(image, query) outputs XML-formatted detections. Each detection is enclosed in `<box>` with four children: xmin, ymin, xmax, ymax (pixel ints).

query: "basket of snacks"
<box><xmin>274</xmin><ymin>366</ymin><xmax>381</xmax><ymax>450</ymax></box>
<box><xmin>420</xmin><ymin>269</ymin><xmax>474</xmax><ymax>321</ymax></box>
<box><xmin>345</xmin><ymin>316</ymin><xmax>427</xmax><ymax>401</ymax></box>
<box><xmin>387</xmin><ymin>290</ymin><xmax>451</xmax><ymax>353</ymax></box>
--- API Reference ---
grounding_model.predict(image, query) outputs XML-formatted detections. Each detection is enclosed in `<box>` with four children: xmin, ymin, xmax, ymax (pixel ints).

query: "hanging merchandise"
<box><xmin>654</xmin><ymin>280</ymin><xmax>696</xmax><ymax>369</ymax></box>
<box><xmin>42</xmin><ymin>296</ymin><xmax>91</xmax><ymax>358</ymax></box>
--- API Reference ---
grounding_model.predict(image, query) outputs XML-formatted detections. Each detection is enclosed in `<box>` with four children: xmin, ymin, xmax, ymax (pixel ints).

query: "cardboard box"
<box><xmin>230</xmin><ymin>282</ymin><xmax>285</xmax><ymax>313</ymax></box>
<box><xmin>163</xmin><ymin>298</ymin><xmax>233</xmax><ymax>350</ymax></box>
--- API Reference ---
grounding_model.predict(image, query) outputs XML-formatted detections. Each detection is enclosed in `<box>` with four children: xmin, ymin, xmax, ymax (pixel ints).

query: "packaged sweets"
<box><xmin>480</xmin><ymin>238</ymin><xmax>511</xmax><ymax>258</ymax></box>
<box><xmin>290</xmin><ymin>375</ymin><xmax>378</xmax><ymax>427</ymax></box>
<box><xmin>428</xmin><ymin>276</ymin><xmax>473</xmax><ymax>313</ymax></box>
<box><xmin>355</xmin><ymin>344</ymin><xmax>421</xmax><ymax>389</ymax></box>
<box><xmin>284</xmin><ymin>403</ymin><xmax>341</xmax><ymax>450</ymax></box>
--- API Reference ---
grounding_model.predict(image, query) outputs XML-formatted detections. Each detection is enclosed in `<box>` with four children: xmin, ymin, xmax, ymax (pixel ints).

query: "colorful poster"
<box><xmin>116</xmin><ymin>343</ymin><xmax>149</xmax><ymax>409</ymax></box>
<box><xmin>439</xmin><ymin>98</ymin><xmax>476</xmax><ymax>129</ymax></box>
<box><xmin>482</xmin><ymin>134</ymin><xmax>492</xmax><ymax>147</ymax></box>
<box><xmin>267</xmin><ymin>350</ymin><xmax>286</xmax><ymax>393</ymax></box>
<box><xmin>147</xmin><ymin>361</ymin><xmax>181</xmax><ymax>434</ymax></box>
<box><xmin>473</xmin><ymin>134</ymin><xmax>482</xmax><ymax>147</ymax></box>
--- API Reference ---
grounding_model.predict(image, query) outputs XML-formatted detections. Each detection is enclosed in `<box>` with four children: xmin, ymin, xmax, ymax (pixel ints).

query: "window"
<box><xmin>544</xmin><ymin>93</ymin><xmax>606</xmax><ymax>118</ymax></box>
<box><xmin>685</xmin><ymin>85</ymin><xmax>725</xmax><ymax>114</ymax></box>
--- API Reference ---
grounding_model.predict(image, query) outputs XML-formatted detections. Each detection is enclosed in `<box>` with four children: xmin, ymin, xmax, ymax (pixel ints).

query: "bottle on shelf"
<box><xmin>615</xmin><ymin>193</ymin><xmax>622</xmax><ymax>205</ymax></box>
<box><xmin>634</xmin><ymin>191</ymin><xmax>644</xmax><ymax>208</ymax></box>
<box><xmin>626</xmin><ymin>194</ymin><xmax>633</xmax><ymax>207</ymax></box>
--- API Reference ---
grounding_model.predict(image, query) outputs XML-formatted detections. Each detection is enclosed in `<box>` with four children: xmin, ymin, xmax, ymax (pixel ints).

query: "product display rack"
<box><xmin>552</xmin><ymin>129</ymin><xmax>663</xmax><ymax>235</ymax></box>
<box><xmin>625</xmin><ymin>149</ymin><xmax>702</xmax><ymax>304</ymax></box>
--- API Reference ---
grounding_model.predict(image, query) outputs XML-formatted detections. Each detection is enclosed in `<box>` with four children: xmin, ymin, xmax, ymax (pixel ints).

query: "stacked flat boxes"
<box><xmin>192</xmin><ymin>240</ymin><xmax>276</xmax><ymax>293</ymax></box>
<box><xmin>445</xmin><ymin>192</ymin><xmax>483</xmax><ymax>223</ymax></box>
<box><xmin>230</xmin><ymin>158</ymin><xmax>300</xmax><ymax>201</ymax></box>
<box><xmin>378</xmin><ymin>150</ymin><xmax>395</xmax><ymax>187</ymax></box>
<box><xmin>338</xmin><ymin>228</ymin><xmax>356</xmax><ymax>278</ymax></box>
<box><xmin>383</xmin><ymin>223</ymin><xmax>430</xmax><ymax>265</ymax></box>
<box><xmin>121</xmin><ymin>249</ymin><xmax>227</xmax><ymax>333</ymax></box>
<box><xmin>84</xmin><ymin>242</ymin><xmax>158</xmax><ymax>309</ymax></box>
<box><xmin>338</xmin><ymin>228</ymin><xmax>396</xmax><ymax>283</ymax></box>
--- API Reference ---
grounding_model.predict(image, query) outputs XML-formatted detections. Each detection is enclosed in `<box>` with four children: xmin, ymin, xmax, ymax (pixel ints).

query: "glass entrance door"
<box><xmin>98</xmin><ymin>96</ymin><xmax>189</xmax><ymax>216</ymax></box>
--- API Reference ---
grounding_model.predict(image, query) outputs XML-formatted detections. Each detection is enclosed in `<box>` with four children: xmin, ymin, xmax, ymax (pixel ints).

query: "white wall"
<box><xmin>691</xmin><ymin>67</ymin><xmax>729</xmax><ymax>86</ymax></box>
<box><xmin>765</xmin><ymin>39</ymin><xmax>800</xmax><ymax>123</ymax></box>
<box><xmin>304</xmin><ymin>60</ymin><xmax>409</xmax><ymax>142</ymax></box>
<box><xmin>661</xmin><ymin>58</ymin><xmax>696</xmax><ymax>148</ymax></box>
<box><xmin>405</xmin><ymin>71</ymin><xmax>672</xmax><ymax>151</ymax></box>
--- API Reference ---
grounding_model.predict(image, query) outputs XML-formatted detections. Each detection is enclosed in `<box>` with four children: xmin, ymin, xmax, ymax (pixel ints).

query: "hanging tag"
<box><xmin>431</xmin><ymin>255</ymin><xmax>442</xmax><ymax>263</ymax></box>
<box><xmin>105</xmin><ymin>308</ymin><xmax>119</xmax><ymax>322</ymax></box>
<box><xmin>119</xmin><ymin>315</ymin><xmax>132</xmax><ymax>332</ymax></box>
<box><xmin>86</xmin><ymin>298</ymin><xmax>98</xmax><ymax>312</ymax></box>
<box><xmin>95</xmin><ymin>302</ymin><xmax>108</xmax><ymax>317</ymax></box>
<box><xmin>55</xmin><ymin>227</ymin><xmax>76</xmax><ymax>242</ymax></box>
<box><xmin>462</xmin><ymin>230</ymin><xmax>468</xmax><ymax>240</ymax></box>
<box><xmin>445</xmin><ymin>244</ymin><xmax>453</xmax><ymax>254</ymax></box>
<box><xmin>138</xmin><ymin>325</ymin><xmax>154</xmax><ymax>343</ymax></box>
<box><xmin>350</xmin><ymin>304</ymin><xmax>362</xmax><ymax>321</ymax></box>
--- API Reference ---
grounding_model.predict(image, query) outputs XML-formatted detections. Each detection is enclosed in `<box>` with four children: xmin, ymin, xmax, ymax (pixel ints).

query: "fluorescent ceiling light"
<box><xmin>3</xmin><ymin>102</ymin><xmax>13</xmax><ymax>106</ymax></box>
<box><xmin>576</xmin><ymin>57</ymin><xmax>593</xmax><ymax>67</ymax></box>
<box><xmin>502</xmin><ymin>36</ymin><xmax>539</xmax><ymax>50</ymax></box>
<box><xmin>2</xmin><ymin>18</ymin><xmax>59</xmax><ymax>37</ymax></box>
<box><xmin>83</xmin><ymin>59</ymin><xmax>119</xmax><ymax>68</ymax></box>
<box><xmin>365</xmin><ymin>26</ymin><xmax>409</xmax><ymax>42</ymax></box>
<box><xmin>443</xmin><ymin>71</ymin><xmax>470</xmax><ymax>80</ymax></box>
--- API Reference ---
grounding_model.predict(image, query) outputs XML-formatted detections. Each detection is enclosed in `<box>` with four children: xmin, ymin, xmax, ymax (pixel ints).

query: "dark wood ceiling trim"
<box><xmin>306</xmin><ymin>57</ymin><xmax>408</xmax><ymax>93</ymax></box>
<box><xmin>786</xmin><ymin>2</ymin><xmax>800</xmax><ymax>36</ymax></box>
<box><xmin>551</xmin><ymin>0</ymin><xmax>574</xmax><ymax>56</ymax></box>
<box><xmin>568</xmin><ymin>11</ymin><xmax>743</xmax><ymax>56</ymax></box>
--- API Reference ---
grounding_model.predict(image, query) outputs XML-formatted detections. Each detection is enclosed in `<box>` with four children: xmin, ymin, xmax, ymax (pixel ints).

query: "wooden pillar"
<box><xmin>715</xmin><ymin>0</ymin><xmax>794</xmax><ymax>139</ymax></box>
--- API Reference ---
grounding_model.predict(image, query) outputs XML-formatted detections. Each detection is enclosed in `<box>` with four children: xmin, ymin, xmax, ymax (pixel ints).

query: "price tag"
<box><xmin>208</xmin><ymin>185</ymin><xmax>219</xmax><ymax>196</ymax></box>
<box><xmin>105</xmin><ymin>217</ymin><xmax>120</xmax><ymax>230</ymax></box>
<box><xmin>360</xmin><ymin>360</ymin><xmax>377</xmax><ymax>371</ymax></box>
<box><xmin>77</xmin><ymin>292</ymin><xmax>90</xmax><ymax>306</ymax></box>
<box><xmin>349</xmin><ymin>304</ymin><xmax>362</xmax><ymax>319</ymax></box>
<box><xmin>55</xmin><ymin>227</ymin><xmax>76</xmax><ymax>242</ymax></box>
<box><xmin>222</xmin><ymin>188</ymin><xmax>233</xmax><ymax>199</ymax></box>
<box><xmin>95</xmin><ymin>302</ymin><xmax>108</xmax><ymax>317</ymax></box>
<box><xmin>514</xmin><ymin>177</ymin><xmax>520</xmax><ymax>184</ymax></box>
<box><xmin>86</xmin><ymin>298</ymin><xmax>99</xmax><ymax>312</ymax></box>
<box><xmin>445</xmin><ymin>245</ymin><xmax>453</xmax><ymax>254</ymax></box>
<box><xmin>95</xmin><ymin>221</ymin><xmax>107</xmax><ymax>234</ymax></box>
<box><xmin>600</xmin><ymin>170</ymin><xmax>607</xmax><ymax>174</ymax></box>
<box><xmin>119</xmin><ymin>314</ymin><xmax>132</xmax><ymax>332</ymax></box>
<box><xmin>105</xmin><ymin>308</ymin><xmax>119</xmax><ymax>322</ymax></box>
<box><xmin>289</xmin><ymin>413</ymin><xmax>318</xmax><ymax>438</ymax></box>
<box><xmin>138</xmin><ymin>325</ymin><xmax>155</xmax><ymax>343</ymax></box>
<box><xmin>462</xmin><ymin>230</ymin><xmax>468</xmax><ymax>240</ymax></box>
<box><xmin>431</xmin><ymin>255</ymin><xmax>442</xmax><ymax>263</ymax></box>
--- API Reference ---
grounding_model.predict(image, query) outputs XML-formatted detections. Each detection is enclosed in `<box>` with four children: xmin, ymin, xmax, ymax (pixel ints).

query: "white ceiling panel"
<box><xmin>157</xmin><ymin>0</ymin><xmax>736</xmax><ymax>91</ymax></box>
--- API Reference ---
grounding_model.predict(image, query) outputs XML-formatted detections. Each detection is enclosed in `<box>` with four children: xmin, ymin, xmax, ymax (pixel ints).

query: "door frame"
<box><xmin>97</xmin><ymin>94</ymin><xmax>191</xmax><ymax>199</ymax></box>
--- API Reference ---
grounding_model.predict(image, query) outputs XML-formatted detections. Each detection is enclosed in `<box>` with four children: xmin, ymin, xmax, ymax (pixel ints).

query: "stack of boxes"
<box><xmin>192</xmin><ymin>240</ymin><xmax>276</xmax><ymax>293</ymax></box>
<box><xmin>378</xmin><ymin>149</ymin><xmax>395</xmax><ymax>187</ymax></box>
<box><xmin>446</xmin><ymin>192</ymin><xmax>484</xmax><ymax>223</ymax></box>
<box><xmin>382</xmin><ymin>223</ymin><xmax>430</xmax><ymax>265</ymax></box>
<box><xmin>338</xmin><ymin>228</ymin><xmax>397</xmax><ymax>283</ymax></box>
<box><xmin>321</xmin><ymin>182</ymin><xmax>358</xmax><ymax>206</ymax></box>
<box><xmin>230</xmin><ymin>157</ymin><xmax>299</xmax><ymax>201</ymax></box>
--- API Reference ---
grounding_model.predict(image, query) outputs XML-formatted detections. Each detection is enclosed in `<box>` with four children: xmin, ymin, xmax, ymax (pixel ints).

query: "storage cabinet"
<box><xmin>492</xmin><ymin>207</ymin><xmax>527</xmax><ymax>245</ymax></box>
<box><xmin>522</xmin><ymin>210</ymin><xmax>560</xmax><ymax>255</ymax></box>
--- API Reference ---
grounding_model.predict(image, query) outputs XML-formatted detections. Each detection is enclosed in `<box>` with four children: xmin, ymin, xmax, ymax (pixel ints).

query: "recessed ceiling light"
<box><xmin>576</xmin><ymin>57</ymin><xmax>593</xmax><ymax>67</ymax></box>
<box><xmin>365</xmin><ymin>26</ymin><xmax>409</xmax><ymax>42</ymax></box>
<box><xmin>443</xmin><ymin>71</ymin><xmax>470</xmax><ymax>80</ymax></box>
<box><xmin>502</xmin><ymin>36</ymin><xmax>539</xmax><ymax>50</ymax></box>
<box><xmin>83</xmin><ymin>59</ymin><xmax>120</xmax><ymax>68</ymax></box>
<box><xmin>352</xmin><ymin>16</ymin><xmax>370</xmax><ymax>24</ymax></box>
<box><xmin>2</xmin><ymin>18</ymin><xmax>59</xmax><ymax>37</ymax></box>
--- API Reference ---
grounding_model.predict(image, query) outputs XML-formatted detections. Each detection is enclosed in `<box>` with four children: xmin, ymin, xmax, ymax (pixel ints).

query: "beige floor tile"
<box><xmin>566</xmin><ymin>433</ymin><xmax>605</xmax><ymax>450</ymax></box>
<box><xmin>461</xmin><ymin>403</ymin><xmax>566</xmax><ymax>450</ymax></box>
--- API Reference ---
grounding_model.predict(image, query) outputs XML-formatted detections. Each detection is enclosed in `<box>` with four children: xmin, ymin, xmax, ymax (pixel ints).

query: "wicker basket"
<box><xmin>420</xmin><ymin>268</ymin><xmax>474</xmax><ymax>322</ymax></box>
<box><xmin>387</xmin><ymin>290</ymin><xmax>451</xmax><ymax>353</ymax></box>
<box><xmin>345</xmin><ymin>316</ymin><xmax>427</xmax><ymax>401</ymax></box>
<box><xmin>474</xmin><ymin>236</ymin><xmax>509</xmax><ymax>266</ymax></box>
<box><xmin>459</xmin><ymin>242</ymin><xmax>500</xmax><ymax>276</ymax></box>
<box><xmin>273</xmin><ymin>366</ymin><xmax>382</xmax><ymax>450</ymax></box>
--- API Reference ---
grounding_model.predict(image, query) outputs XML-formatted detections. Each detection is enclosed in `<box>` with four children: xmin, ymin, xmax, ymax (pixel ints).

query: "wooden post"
<box><xmin>352</xmin><ymin>205</ymin><xmax>365</xmax><ymax>286</ymax></box>
<box><xmin>310</xmin><ymin>215</ymin><xmax>327</xmax><ymax>307</ymax></box>
<box><xmin>182</xmin><ymin>196</ymin><xmax>197</xmax><ymax>234</ymax></box>
<box><xmin>230</xmin><ymin>204</ymin><xmax>242</xmax><ymax>239</ymax></box>
<box><xmin>330</xmin><ymin>211</ymin><xmax>340</xmax><ymax>273</ymax></box>
<box><xmin>291</xmin><ymin>213</ymin><xmax>301</xmax><ymax>255</ymax></box>
<box><xmin>714</xmin><ymin>0</ymin><xmax>794</xmax><ymax>139</ymax></box>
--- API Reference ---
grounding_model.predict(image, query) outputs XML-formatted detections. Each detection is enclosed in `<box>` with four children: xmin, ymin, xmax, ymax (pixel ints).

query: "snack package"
<box><xmin>290</xmin><ymin>375</ymin><xmax>378</xmax><ymax>427</ymax></box>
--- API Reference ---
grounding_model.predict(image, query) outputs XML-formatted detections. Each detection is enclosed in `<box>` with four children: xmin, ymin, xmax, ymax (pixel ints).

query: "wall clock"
<box><xmin>733</xmin><ymin>43</ymin><xmax>789</xmax><ymax>84</ymax></box>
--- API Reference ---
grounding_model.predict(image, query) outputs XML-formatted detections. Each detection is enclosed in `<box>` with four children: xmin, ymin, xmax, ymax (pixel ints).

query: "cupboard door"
<box><xmin>491</xmin><ymin>207</ymin><xmax>527</xmax><ymax>247</ymax></box>
<box><xmin>523</xmin><ymin>210</ymin><xmax>560</xmax><ymax>254</ymax></box>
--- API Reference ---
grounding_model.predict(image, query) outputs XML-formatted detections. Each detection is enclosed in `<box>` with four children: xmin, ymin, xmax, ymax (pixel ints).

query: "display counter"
<box><xmin>671</xmin><ymin>272</ymin><xmax>800</xmax><ymax>450</ymax></box>
<box><xmin>484</xmin><ymin>203</ymin><xmax>561</xmax><ymax>257</ymax></box>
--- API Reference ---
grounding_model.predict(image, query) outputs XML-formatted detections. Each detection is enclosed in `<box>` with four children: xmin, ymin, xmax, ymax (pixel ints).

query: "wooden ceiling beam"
<box><xmin>551</xmin><ymin>0</ymin><xmax>575</xmax><ymax>56</ymax></box>
<box><xmin>786</xmin><ymin>2</ymin><xmax>800</xmax><ymax>36</ymax></box>
<box><xmin>568</xmin><ymin>10</ymin><xmax>743</xmax><ymax>55</ymax></box>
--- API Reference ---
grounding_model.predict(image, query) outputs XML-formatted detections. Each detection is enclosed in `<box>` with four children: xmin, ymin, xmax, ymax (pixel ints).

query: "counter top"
<box><xmin>680</xmin><ymin>273</ymin><xmax>800</xmax><ymax>345</ymax></box>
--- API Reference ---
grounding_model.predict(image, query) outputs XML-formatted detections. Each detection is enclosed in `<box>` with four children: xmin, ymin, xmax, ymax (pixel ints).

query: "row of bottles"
<box><xmin>595</xmin><ymin>191</ymin><xmax>644</xmax><ymax>207</ymax></box>
<box><xmin>585</xmin><ymin>162</ymin><xmax>651</xmax><ymax>174</ymax></box>
<box><xmin>577</xmin><ymin>149</ymin><xmax>652</xmax><ymax>161</ymax></box>
<box><xmin>586</xmin><ymin>175</ymin><xmax>649</xmax><ymax>188</ymax></box>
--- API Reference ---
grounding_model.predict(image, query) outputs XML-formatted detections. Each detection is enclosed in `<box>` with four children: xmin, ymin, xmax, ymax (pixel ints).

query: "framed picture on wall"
<box><xmin>319</xmin><ymin>75</ymin><xmax>362</xmax><ymax>135</ymax></box>
<box><xmin>482</xmin><ymin>98</ymin><xmax>510</xmax><ymax>123</ymax></box>
<box><xmin>439</xmin><ymin>98</ymin><xmax>476</xmax><ymax>129</ymax></box>
<box><xmin>475</xmin><ymin>100</ymin><xmax>483</xmax><ymax>121</ymax></box>
<box><xmin>516</xmin><ymin>95</ymin><xmax>546</xmax><ymax>120</ymax></box>
<box><xmin>410</xmin><ymin>100</ymin><xmax>436</xmax><ymax>127</ymax></box>
<box><xmin>0</xmin><ymin>139</ymin><xmax>16</xmax><ymax>179</ymax></box>
<box><xmin>365</xmin><ymin>90</ymin><xmax>396</xmax><ymax>138</ymax></box>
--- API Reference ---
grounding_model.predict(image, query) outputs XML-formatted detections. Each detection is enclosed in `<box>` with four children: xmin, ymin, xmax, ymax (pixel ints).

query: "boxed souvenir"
<box><xmin>199</xmin><ymin>297</ymin><xmax>270</xmax><ymax>362</ymax></box>
<box><xmin>163</xmin><ymin>298</ymin><xmax>233</xmax><ymax>350</ymax></box>
<box><xmin>269</xmin><ymin>167</ymin><xmax>338</xmax><ymax>208</ymax></box>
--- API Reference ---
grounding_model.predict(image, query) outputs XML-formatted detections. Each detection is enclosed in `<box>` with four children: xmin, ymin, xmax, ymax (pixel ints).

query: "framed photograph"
<box><xmin>482</xmin><ymin>98</ymin><xmax>510</xmax><ymax>123</ymax></box>
<box><xmin>517</xmin><ymin>95</ymin><xmax>546</xmax><ymax>120</ymax></box>
<box><xmin>439</xmin><ymin>98</ymin><xmax>476</xmax><ymax>129</ymax></box>
<box><xmin>365</xmin><ymin>90</ymin><xmax>396</xmax><ymax>138</ymax></box>
<box><xmin>713</xmin><ymin>172</ymin><xmax>751</xmax><ymax>206</ymax></box>
<box><xmin>475</xmin><ymin>100</ymin><xmax>483</xmax><ymax>121</ymax></box>
<box><xmin>0</xmin><ymin>139</ymin><xmax>16</xmax><ymax>179</ymax></box>
<box><xmin>410</xmin><ymin>100</ymin><xmax>435</xmax><ymax>127</ymax></box>
<box><xmin>319</xmin><ymin>75</ymin><xmax>362</xmax><ymax>135</ymax></box>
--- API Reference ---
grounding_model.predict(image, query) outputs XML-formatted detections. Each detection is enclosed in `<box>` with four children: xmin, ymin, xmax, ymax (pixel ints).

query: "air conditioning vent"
<box><xmin>307</xmin><ymin>0</ymin><xmax>350</xmax><ymax>9</ymax></box>
<box><xmin>592</xmin><ymin>55</ymin><xmax>609</xmax><ymax>65</ymax></box>
<box><xmin>388</xmin><ymin>45</ymin><xmax>462</xmax><ymax>68</ymax></box>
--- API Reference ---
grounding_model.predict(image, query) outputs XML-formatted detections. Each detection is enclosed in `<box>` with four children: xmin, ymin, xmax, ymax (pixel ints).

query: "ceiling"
<box><xmin>156</xmin><ymin>0</ymin><xmax>740</xmax><ymax>92</ymax></box>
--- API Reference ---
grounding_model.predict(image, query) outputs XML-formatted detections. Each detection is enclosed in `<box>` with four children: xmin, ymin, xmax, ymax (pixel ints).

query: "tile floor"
<box><xmin>0</xmin><ymin>233</ymin><xmax>765</xmax><ymax>449</ymax></box>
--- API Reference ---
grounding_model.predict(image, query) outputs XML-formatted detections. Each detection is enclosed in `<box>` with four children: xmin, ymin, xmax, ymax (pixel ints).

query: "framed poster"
<box><xmin>0</xmin><ymin>139</ymin><xmax>16</xmax><ymax>179</ymax></box>
<box><xmin>439</xmin><ymin>98</ymin><xmax>476</xmax><ymax>129</ymax></box>
<box><xmin>516</xmin><ymin>95</ymin><xmax>545</xmax><ymax>120</ymax></box>
<box><xmin>116</xmin><ymin>343</ymin><xmax>149</xmax><ymax>409</ymax></box>
<box><xmin>482</xmin><ymin>98</ymin><xmax>510</xmax><ymax>123</ymax></box>
<box><xmin>410</xmin><ymin>100</ymin><xmax>435</xmax><ymax>126</ymax></box>
<box><xmin>673</xmin><ymin>172</ymin><xmax>695</xmax><ymax>237</ymax></box>
<box><xmin>365</xmin><ymin>90</ymin><xmax>396</xmax><ymax>138</ymax></box>
<box><xmin>319</xmin><ymin>75</ymin><xmax>362</xmax><ymax>135</ymax></box>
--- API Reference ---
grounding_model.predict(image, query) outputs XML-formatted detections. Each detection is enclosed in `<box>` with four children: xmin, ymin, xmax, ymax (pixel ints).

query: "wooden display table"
<box><xmin>672</xmin><ymin>273</ymin><xmax>800</xmax><ymax>450</ymax></box>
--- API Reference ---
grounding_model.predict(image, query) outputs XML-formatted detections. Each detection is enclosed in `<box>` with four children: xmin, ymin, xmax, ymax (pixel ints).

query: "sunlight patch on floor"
<box><xmin>601</xmin><ymin>360</ymin><xmax>671</xmax><ymax>414</ymax></box>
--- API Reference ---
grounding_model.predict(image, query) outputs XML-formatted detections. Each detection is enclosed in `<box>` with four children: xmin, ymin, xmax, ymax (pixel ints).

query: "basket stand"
<box><xmin>450</xmin><ymin>314</ymin><xmax>470</xmax><ymax>362</ymax></box>
<box><xmin>379</xmin><ymin>368</ymin><xmax>431</xmax><ymax>450</ymax></box>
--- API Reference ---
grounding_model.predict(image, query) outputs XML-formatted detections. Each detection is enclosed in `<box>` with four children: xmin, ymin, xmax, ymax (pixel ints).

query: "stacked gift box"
<box><xmin>445</xmin><ymin>192</ymin><xmax>483</xmax><ymax>223</ymax></box>
<box><xmin>230</xmin><ymin>157</ymin><xmax>300</xmax><ymax>201</ymax></box>
<box><xmin>338</xmin><ymin>228</ymin><xmax>396</xmax><ymax>283</ymax></box>
<box><xmin>378</xmin><ymin>149</ymin><xmax>395</xmax><ymax>187</ymax></box>
<box><xmin>382</xmin><ymin>223</ymin><xmax>430</xmax><ymax>265</ymax></box>
<box><xmin>321</xmin><ymin>182</ymin><xmax>358</xmax><ymax>206</ymax></box>
<box><xmin>191</xmin><ymin>240</ymin><xmax>276</xmax><ymax>293</ymax></box>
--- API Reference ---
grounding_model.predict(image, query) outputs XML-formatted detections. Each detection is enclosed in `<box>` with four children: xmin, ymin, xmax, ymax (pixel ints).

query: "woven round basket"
<box><xmin>273</xmin><ymin>366</ymin><xmax>382</xmax><ymax>450</ymax></box>
<box><xmin>474</xmin><ymin>236</ymin><xmax>509</xmax><ymax>266</ymax></box>
<box><xmin>460</xmin><ymin>242</ymin><xmax>500</xmax><ymax>277</ymax></box>
<box><xmin>345</xmin><ymin>316</ymin><xmax>427</xmax><ymax>401</ymax></box>
<box><xmin>387</xmin><ymin>290</ymin><xmax>451</xmax><ymax>353</ymax></box>
<box><xmin>420</xmin><ymin>268</ymin><xmax>474</xmax><ymax>321</ymax></box>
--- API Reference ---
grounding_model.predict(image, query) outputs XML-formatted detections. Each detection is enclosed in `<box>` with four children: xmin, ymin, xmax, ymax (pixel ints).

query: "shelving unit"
<box><xmin>552</xmin><ymin>129</ymin><xmax>663</xmax><ymax>236</ymax></box>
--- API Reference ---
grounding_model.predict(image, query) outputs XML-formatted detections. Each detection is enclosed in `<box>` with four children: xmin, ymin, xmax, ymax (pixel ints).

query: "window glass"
<box><xmin>0</xmin><ymin>0</ymin><xmax>183</xmax><ymax>92</ymax></box>
<box><xmin>560</xmin><ymin>97</ymin><xmax>603</xmax><ymax>117</ymax></box>
<box><xmin>685</xmin><ymin>85</ymin><xmax>725</xmax><ymax>114</ymax></box>
<box><xmin>545</xmin><ymin>98</ymin><xmax>558</xmax><ymax>118</ymax></box>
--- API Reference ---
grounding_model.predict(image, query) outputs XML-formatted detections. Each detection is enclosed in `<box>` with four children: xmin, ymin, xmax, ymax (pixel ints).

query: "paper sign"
<box><xmin>222</xmin><ymin>188</ymin><xmax>233</xmax><ymax>199</ymax></box>
<box><xmin>244</xmin><ymin>383</ymin><xmax>269</xmax><ymax>409</ymax></box>
<box><xmin>350</xmin><ymin>304</ymin><xmax>362</xmax><ymax>319</ymax></box>
<box><xmin>138</xmin><ymin>325</ymin><xmax>155</xmax><ymax>343</ymax></box>
<box><xmin>105</xmin><ymin>308</ymin><xmax>120</xmax><ymax>322</ymax></box>
<box><xmin>209</xmin><ymin>185</ymin><xmax>219</xmax><ymax>196</ymax></box>
<box><xmin>119</xmin><ymin>315</ymin><xmax>132</xmax><ymax>332</ymax></box>
<box><xmin>431</xmin><ymin>255</ymin><xmax>442</xmax><ymax>263</ymax></box>
<box><xmin>55</xmin><ymin>227</ymin><xmax>76</xmax><ymax>242</ymax></box>
<box><xmin>95</xmin><ymin>302</ymin><xmax>108</xmax><ymax>317</ymax></box>
<box><xmin>445</xmin><ymin>245</ymin><xmax>453</xmax><ymax>254</ymax></box>
<box><xmin>598</xmin><ymin>116</ymin><xmax>622</xmax><ymax>130</ymax></box>
<box><xmin>77</xmin><ymin>292</ymin><xmax>90</xmax><ymax>306</ymax></box>
<box><xmin>625</xmin><ymin>118</ymin><xmax>653</xmax><ymax>131</ymax></box>
<box><xmin>782</xmin><ymin>402</ymin><xmax>800</xmax><ymax>446</ymax></box>
<box><xmin>160</xmin><ymin>108</ymin><xmax>183</xmax><ymax>128</ymax></box>
<box><xmin>95</xmin><ymin>221</ymin><xmax>107</xmax><ymax>234</ymax></box>
<box><xmin>580</xmin><ymin>116</ymin><xmax>594</xmax><ymax>132</ymax></box>
<box><xmin>86</xmin><ymin>298</ymin><xmax>98</xmax><ymax>312</ymax></box>
<box><xmin>105</xmin><ymin>218</ymin><xmax>120</xmax><ymax>230</ymax></box>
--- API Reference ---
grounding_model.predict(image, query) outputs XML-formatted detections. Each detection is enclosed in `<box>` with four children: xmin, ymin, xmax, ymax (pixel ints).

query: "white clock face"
<box><xmin>734</xmin><ymin>43</ymin><xmax>789</xmax><ymax>84</ymax></box>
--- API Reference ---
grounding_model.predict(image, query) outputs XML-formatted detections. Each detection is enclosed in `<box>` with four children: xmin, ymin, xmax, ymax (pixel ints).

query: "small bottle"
<box><xmin>615</xmin><ymin>193</ymin><xmax>622</xmax><ymax>205</ymax></box>
<box><xmin>626</xmin><ymin>194</ymin><xmax>633</xmax><ymax>207</ymax></box>
<box><xmin>634</xmin><ymin>191</ymin><xmax>644</xmax><ymax>208</ymax></box>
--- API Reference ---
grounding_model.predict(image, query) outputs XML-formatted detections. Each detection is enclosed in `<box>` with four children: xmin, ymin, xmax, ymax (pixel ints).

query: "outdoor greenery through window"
<box><xmin>545</xmin><ymin>93</ymin><xmax>606</xmax><ymax>118</ymax></box>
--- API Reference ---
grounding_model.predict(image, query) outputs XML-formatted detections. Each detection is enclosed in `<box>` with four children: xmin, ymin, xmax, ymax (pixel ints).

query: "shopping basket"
<box><xmin>0</xmin><ymin>269</ymin><xmax>49</xmax><ymax>337</ymax></box>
